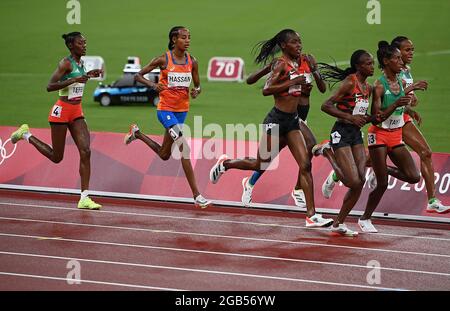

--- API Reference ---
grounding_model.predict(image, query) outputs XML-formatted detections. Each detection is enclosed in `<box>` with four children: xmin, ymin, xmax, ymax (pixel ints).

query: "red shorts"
<box><xmin>367</xmin><ymin>125</ymin><xmax>404</xmax><ymax>151</ymax></box>
<box><xmin>48</xmin><ymin>99</ymin><xmax>84</xmax><ymax>124</ymax></box>
<box><xmin>404</xmin><ymin>113</ymin><xmax>412</xmax><ymax>123</ymax></box>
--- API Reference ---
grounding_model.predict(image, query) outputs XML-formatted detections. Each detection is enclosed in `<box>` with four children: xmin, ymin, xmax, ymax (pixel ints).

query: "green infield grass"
<box><xmin>1</xmin><ymin>0</ymin><xmax>449</xmax><ymax>151</ymax></box>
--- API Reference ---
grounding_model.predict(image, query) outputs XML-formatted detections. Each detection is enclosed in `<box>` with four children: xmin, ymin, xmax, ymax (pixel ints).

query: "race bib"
<box><xmin>51</xmin><ymin>105</ymin><xmax>62</xmax><ymax>118</ymax></box>
<box><xmin>404</xmin><ymin>78</ymin><xmax>413</xmax><ymax>88</ymax></box>
<box><xmin>381</xmin><ymin>107</ymin><xmax>405</xmax><ymax>129</ymax></box>
<box><xmin>367</xmin><ymin>133</ymin><xmax>376</xmax><ymax>146</ymax></box>
<box><xmin>403</xmin><ymin>77</ymin><xmax>414</xmax><ymax>97</ymax></box>
<box><xmin>353</xmin><ymin>97</ymin><xmax>369</xmax><ymax>115</ymax></box>
<box><xmin>68</xmin><ymin>83</ymin><xmax>85</xmax><ymax>100</ymax></box>
<box><xmin>167</xmin><ymin>72</ymin><xmax>192</xmax><ymax>88</ymax></box>
<box><xmin>288</xmin><ymin>73</ymin><xmax>302</xmax><ymax>95</ymax></box>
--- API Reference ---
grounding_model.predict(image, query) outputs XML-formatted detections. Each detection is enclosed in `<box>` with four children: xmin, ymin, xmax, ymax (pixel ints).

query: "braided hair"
<box><xmin>253</xmin><ymin>29</ymin><xmax>298</xmax><ymax>65</ymax></box>
<box><xmin>377</xmin><ymin>40</ymin><xmax>398</xmax><ymax>69</ymax></box>
<box><xmin>168</xmin><ymin>26</ymin><xmax>186</xmax><ymax>50</ymax></box>
<box><xmin>317</xmin><ymin>50</ymin><xmax>370</xmax><ymax>88</ymax></box>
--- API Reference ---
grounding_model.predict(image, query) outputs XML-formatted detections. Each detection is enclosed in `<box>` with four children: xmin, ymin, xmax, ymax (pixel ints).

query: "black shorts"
<box><xmin>330</xmin><ymin>121</ymin><xmax>363</xmax><ymax>150</ymax></box>
<box><xmin>263</xmin><ymin>107</ymin><xmax>300</xmax><ymax>137</ymax></box>
<box><xmin>297</xmin><ymin>105</ymin><xmax>309</xmax><ymax>122</ymax></box>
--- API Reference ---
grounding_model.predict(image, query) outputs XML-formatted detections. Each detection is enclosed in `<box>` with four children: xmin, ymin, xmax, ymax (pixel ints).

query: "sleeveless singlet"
<box><xmin>58</xmin><ymin>55</ymin><xmax>86</xmax><ymax>101</ymax></box>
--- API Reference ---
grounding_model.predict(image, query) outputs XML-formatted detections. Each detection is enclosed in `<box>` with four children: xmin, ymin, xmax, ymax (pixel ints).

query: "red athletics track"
<box><xmin>0</xmin><ymin>189</ymin><xmax>449</xmax><ymax>291</ymax></box>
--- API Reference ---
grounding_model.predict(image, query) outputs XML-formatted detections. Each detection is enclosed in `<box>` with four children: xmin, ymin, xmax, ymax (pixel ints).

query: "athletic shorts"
<box><xmin>297</xmin><ymin>104</ymin><xmax>309</xmax><ymax>122</ymax></box>
<box><xmin>263</xmin><ymin>107</ymin><xmax>300</xmax><ymax>137</ymax></box>
<box><xmin>330</xmin><ymin>122</ymin><xmax>363</xmax><ymax>150</ymax></box>
<box><xmin>157</xmin><ymin>110</ymin><xmax>188</xmax><ymax>129</ymax></box>
<box><xmin>48</xmin><ymin>99</ymin><xmax>84</xmax><ymax>124</ymax></box>
<box><xmin>367</xmin><ymin>125</ymin><xmax>404</xmax><ymax>151</ymax></box>
<box><xmin>404</xmin><ymin>113</ymin><xmax>412</xmax><ymax>123</ymax></box>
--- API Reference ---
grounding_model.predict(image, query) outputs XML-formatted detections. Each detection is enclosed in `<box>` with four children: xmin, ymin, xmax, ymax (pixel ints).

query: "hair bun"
<box><xmin>62</xmin><ymin>34</ymin><xmax>67</xmax><ymax>40</ymax></box>
<box><xmin>378</xmin><ymin>40</ymin><xmax>389</xmax><ymax>49</ymax></box>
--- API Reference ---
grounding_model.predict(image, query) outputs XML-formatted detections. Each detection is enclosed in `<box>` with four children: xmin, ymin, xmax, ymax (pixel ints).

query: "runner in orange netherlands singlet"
<box><xmin>10</xmin><ymin>32</ymin><xmax>103</xmax><ymax>210</ymax></box>
<box><xmin>157</xmin><ymin>50</ymin><xmax>192</xmax><ymax>112</ymax></box>
<box><xmin>124</xmin><ymin>26</ymin><xmax>211</xmax><ymax>208</ymax></box>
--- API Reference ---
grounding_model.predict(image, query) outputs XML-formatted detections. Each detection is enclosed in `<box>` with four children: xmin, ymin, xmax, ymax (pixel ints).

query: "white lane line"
<box><xmin>426</xmin><ymin>49</ymin><xmax>450</xmax><ymax>56</ymax></box>
<box><xmin>1</xmin><ymin>217</ymin><xmax>450</xmax><ymax>258</ymax></box>
<box><xmin>1</xmin><ymin>236</ymin><xmax>449</xmax><ymax>278</ymax></box>
<box><xmin>0</xmin><ymin>271</ymin><xmax>184</xmax><ymax>291</ymax></box>
<box><xmin>1</xmin><ymin>202</ymin><xmax>449</xmax><ymax>242</ymax></box>
<box><xmin>0</xmin><ymin>252</ymin><xmax>408</xmax><ymax>291</ymax></box>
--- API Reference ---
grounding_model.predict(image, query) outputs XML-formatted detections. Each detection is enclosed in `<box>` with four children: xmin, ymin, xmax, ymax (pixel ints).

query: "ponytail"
<box><xmin>318</xmin><ymin>49</ymin><xmax>368</xmax><ymax>88</ymax></box>
<box><xmin>253</xmin><ymin>29</ymin><xmax>297</xmax><ymax>65</ymax></box>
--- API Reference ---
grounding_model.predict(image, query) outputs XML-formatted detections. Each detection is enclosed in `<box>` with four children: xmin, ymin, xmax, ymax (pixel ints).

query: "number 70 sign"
<box><xmin>207</xmin><ymin>57</ymin><xmax>245</xmax><ymax>82</ymax></box>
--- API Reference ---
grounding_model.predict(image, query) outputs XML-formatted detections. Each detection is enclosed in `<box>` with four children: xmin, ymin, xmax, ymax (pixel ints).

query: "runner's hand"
<box><xmin>412</xmin><ymin>80</ymin><xmax>428</xmax><ymax>91</ymax></box>
<box><xmin>87</xmin><ymin>69</ymin><xmax>103</xmax><ymax>78</ymax></box>
<box><xmin>394</xmin><ymin>95</ymin><xmax>413</xmax><ymax>107</ymax></box>
<box><xmin>348</xmin><ymin>115</ymin><xmax>368</xmax><ymax>128</ymax></box>
<box><xmin>74</xmin><ymin>75</ymin><xmax>89</xmax><ymax>83</ymax></box>
<box><xmin>301</xmin><ymin>83</ymin><xmax>313</xmax><ymax>96</ymax></box>
<box><xmin>152</xmin><ymin>82</ymin><xmax>166</xmax><ymax>92</ymax></box>
<box><xmin>190</xmin><ymin>87</ymin><xmax>201</xmax><ymax>99</ymax></box>
<box><xmin>291</xmin><ymin>75</ymin><xmax>307</xmax><ymax>86</ymax></box>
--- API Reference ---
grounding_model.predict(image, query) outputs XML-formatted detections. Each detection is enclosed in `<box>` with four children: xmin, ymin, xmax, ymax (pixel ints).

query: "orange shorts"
<box><xmin>48</xmin><ymin>99</ymin><xmax>84</xmax><ymax>124</ymax></box>
<box><xmin>404</xmin><ymin>113</ymin><xmax>412</xmax><ymax>123</ymax></box>
<box><xmin>367</xmin><ymin>125</ymin><xmax>404</xmax><ymax>151</ymax></box>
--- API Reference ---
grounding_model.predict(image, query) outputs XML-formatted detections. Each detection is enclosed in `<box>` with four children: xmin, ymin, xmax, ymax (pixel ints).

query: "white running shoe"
<box><xmin>241</xmin><ymin>177</ymin><xmax>253</xmax><ymax>207</ymax></box>
<box><xmin>322</xmin><ymin>170</ymin><xmax>336</xmax><ymax>199</ymax></box>
<box><xmin>124</xmin><ymin>123</ymin><xmax>139</xmax><ymax>145</ymax></box>
<box><xmin>331</xmin><ymin>224</ymin><xmax>358</xmax><ymax>237</ymax></box>
<box><xmin>305</xmin><ymin>214</ymin><xmax>333</xmax><ymax>227</ymax></box>
<box><xmin>426</xmin><ymin>199</ymin><xmax>450</xmax><ymax>214</ymax></box>
<box><xmin>312</xmin><ymin>140</ymin><xmax>331</xmax><ymax>157</ymax></box>
<box><xmin>291</xmin><ymin>189</ymin><xmax>306</xmax><ymax>208</ymax></box>
<box><xmin>195</xmin><ymin>194</ymin><xmax>212</xmax><ymax>209</ymax></box>
<box><xmin>367</xmin><ymin>170</ymin><xmax>377</xmax><ymax>189</ymax></box>
<box><xmin>358</xmin><ymin>218</ymin><xmax>378</xmax><ymax>233</ymax></box>
<box><xmin>210</xmin><ymin>154</ymin><xmax>228</xmax><ymax>184</ymax></box>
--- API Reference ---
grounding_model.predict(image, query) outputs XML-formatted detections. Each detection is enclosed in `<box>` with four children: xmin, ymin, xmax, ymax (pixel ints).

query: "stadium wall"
<box><xmin>1</xmin><ymin>126</ymin><xmax>449</xmax><ymax>223</ymax></box>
